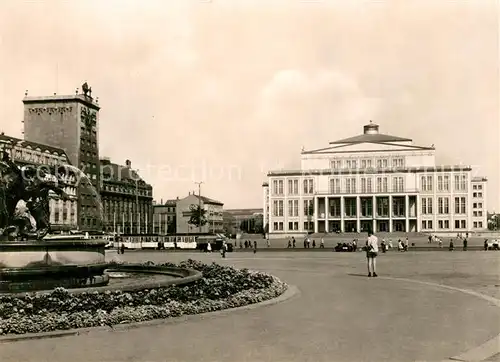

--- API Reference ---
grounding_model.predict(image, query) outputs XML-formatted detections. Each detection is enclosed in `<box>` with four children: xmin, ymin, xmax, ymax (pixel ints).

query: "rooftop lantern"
<box><xmin>363</xmin><ymin>120</ymin><xmax>379</xmax><ymax>135</ymax></box>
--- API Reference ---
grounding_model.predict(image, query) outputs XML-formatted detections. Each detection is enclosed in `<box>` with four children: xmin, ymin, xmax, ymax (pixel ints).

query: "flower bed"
<box><xmin>0</xmin><ymin>259</ymin><xmax>287</xmax><ymax>336</ymax></box>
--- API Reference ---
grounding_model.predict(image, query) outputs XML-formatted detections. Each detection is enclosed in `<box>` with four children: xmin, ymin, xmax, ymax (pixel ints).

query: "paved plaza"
<box><xmin>1</xmin><ymin>251</ymin><xmax>499</xmax><ymax>362</ymax></box>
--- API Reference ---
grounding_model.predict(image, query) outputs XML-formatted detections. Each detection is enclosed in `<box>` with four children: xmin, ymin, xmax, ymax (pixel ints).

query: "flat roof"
<box><xmin>267</xmin><ymin>165</ymin><xmax>473</xmax><ymax>176</ymax></box>
<box><xmin>23</xmin><ymin>94</ymin><xmax>100</xmax><ymax>110</ymax></box>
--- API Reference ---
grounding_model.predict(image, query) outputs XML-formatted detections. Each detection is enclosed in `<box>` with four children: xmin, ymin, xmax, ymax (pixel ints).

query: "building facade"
<box><xmin>22</xmin><ymin>86</ymin><xmax>101</xmax><ymax>231</ymax></box>
<box><xmin>100</xmin><ymin>158</ymin><xmax>153</xmax><ymax>234</ymax></box>
<box><xmin>176</xmin><ymin>193</ymin><xmax>224</xmax><ymax>234</ymax></box>
<box><xmin>263</xmin><ymin>122</ymin><xmax>488</xmax><ymax>237</ymax></box>
<box><xmin>223</xmin><ymin>208</ymin><xmax>264</xmax><ymax>234</ymax></box>
<box><xmin>0</xmin><ymin>133</ymin><xmax>79</xmax><ymax>231</ymax></box>
<box><xmin>152</xmin><ymin>199</ymin><xmax>177</xmax><ymax>234</ymax></box>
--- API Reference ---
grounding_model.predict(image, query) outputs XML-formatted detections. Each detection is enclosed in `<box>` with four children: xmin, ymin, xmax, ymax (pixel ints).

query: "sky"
<box><xmin>0</xmin><ymin>0</ymin><xmax>498</xmax><ymax>210</ymax></box>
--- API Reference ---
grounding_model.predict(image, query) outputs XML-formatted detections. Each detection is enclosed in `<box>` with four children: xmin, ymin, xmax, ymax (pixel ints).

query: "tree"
<box><xmin>188</xmin><ymin>204</ymin><xmax>207</xmax><ymax>228</ymax></box>
<box><xmin>254</xmin><ymin>214</ymin><xmax>264</xmax><ymax>234</ymax></box>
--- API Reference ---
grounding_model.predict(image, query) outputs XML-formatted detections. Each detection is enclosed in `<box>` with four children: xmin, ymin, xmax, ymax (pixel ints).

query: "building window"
<box><xmin>376</xmin><ymin>177</ymin><xmax>388</xmax><ymax>193</ymax></box>
<box><xmin>478</xmin><ymin>192</ymin><xmax>483</xmax><ymax>198</ymax></box>
<box><xmin>272</xmin><ymin>200</ymin><xmax>284</xmax><ymax>217</ymax></box>
<box><xmin>330</xmin><ymin>178</ymin><xmax>341</xmax><ymax>194</ymax></box>
<box><xmin>478</xmin><ymin>221</ymin><xmax>483</xmax><ymax>228</ymax></box>
<box><xmin>478</xmin><ymin>185</ymin><xmax>482</xmax><ymax>190</ymax></box>
<box><xmin>454</xmin><ymin>174</ymin><xmax>467</xmax><ymax>191</ymax></box>
<box><xmin>478</xmin><ymin>211</ymin><xmax>482</xmax><ymax>216</ymax></box>
<box><xmin>377</xmin><ymin>159</ymin><xmax>388</xmax><ymax>168</ymax></box>
<box><xmin>346</xmin><ymin>178</ymin><xmax>356</xmax><ymax>193</ymax></box>
<box><xmin>422</xmin><ymin>220</ymin><xmax>427</xmax><ymax>230</ymax></box>
<box><xmin>346</xmin><ymin>160</ymin><xmax>357</xmax><ymax>169</ymax></box>
<box><xmin>303</xmin><ymin>221</ymin><xmax>313</xmax><ymax>231</ymax></box>
<box><xmin>454</xmin><ymin>197</ymin><xmax>466</xmax><ymax>214</ymax></box>
<box><xmin>474</xmin><ymin>221</ymin><xmax>478</xmax><ymax>228</ymax></box>
<box><xmin>421</xmin><ymin>197</ymin><xmax>433</xmax><ymax>214</ymax></box>
<box><xmin>303</xmin><ymin>200</ymin><xmax>313</xmax><ymax>216</ymax></box>
<box><xmin>473</xmin><ymin>192</ymin><xmax>477</xmax><ymax>198</ymax></box>
<box><xmin>438</xmin><ymin>197</ymin><xmax>449</xmax><ymax>214</ymax></box>
<box><xmin>344</xmin><ymin>198</ymin><xmax>357</xmax><ymax>217</ymax></box>
<box><xmin>303</xmin><ymin>179</ymin><xmax>314</xmax><ymax>194</ymax></box>
<box><xmin>330</xmin><ymin>160</ymin><xmax>342</xmax><ymax>169</ymax></box>
<box><xmin>392</xmin><ymin>177</ymin><xmax>404</xmax><ymax>192</ymax></box>
<box><xmin>361</xmin><ymin>159</ymin><xmax>372</xmax><ymax>169</ymax></box>
<box><xmin>478</xmin><ymin>202</ymin><xmax>483</xmax><ymax>208</ymax></box>
<box><xmin>392</xmin><ymin>157</ymin><xmax>404</xmax><ymax>167</ymax></box>
<box><xmin>273</xmin><ymin>222</ymin><xmax>283</xmax><ymax>231</ymax></box>
<box><xmin>288</xmin><ymin>221</ymin><xmax>299</xmax><ymax>231</ymax></box>
<box><xmin>329</xmin><ymin>198</ymin><xmax>341</xmax><ymax>217</ymax></box>
<box><xmin>361</xmin><ymin>177</ymin><xmax>371</xmax><ymax>193</ymax></box>
<box><xmin>288</xmin><ymin>200</ymin><xmax>299</xmax><ymax>217</ymax></box>
<box><xmin>272</xmin><ymin>180</ymin><xmax>284</xmax><ymax>195</ymax></box>
<box><xmin>288</xmin><ymin>179</ymin><xmax>299</xmax><ymax>195</ymax></box>
<box><xmin>376</xmin><ymin>198</ymin><xmax>389</xmax><ymax>217</ymax></box>
<box><xmin>473</xmin><ymin>185</ymin><xmax>477</xmax><ymax>190</ymax></box>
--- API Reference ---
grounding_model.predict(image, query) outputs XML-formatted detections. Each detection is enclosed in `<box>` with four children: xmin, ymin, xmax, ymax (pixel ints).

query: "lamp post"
<box><xmin>194</xmin><ymin>181</ymin><xmax>204</xmax><ymax>233</ymax></box>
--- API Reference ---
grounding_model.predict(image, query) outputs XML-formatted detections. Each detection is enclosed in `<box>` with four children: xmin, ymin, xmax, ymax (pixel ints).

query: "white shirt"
<box><xmin>367</xmin><ymin>235</ymin><xmax>379</xmax><ymax>253</ymax></box>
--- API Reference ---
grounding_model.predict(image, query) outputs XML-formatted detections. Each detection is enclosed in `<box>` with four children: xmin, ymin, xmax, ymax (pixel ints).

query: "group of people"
<box><xmin>240</xmin><ymin>239</ymin><xmax>257</xmax><ymax>252</ymax></box>
<box><xmin>286</xmin><ymin>236</ymin><xmax>325</xmax><ymax>249</ymax></box>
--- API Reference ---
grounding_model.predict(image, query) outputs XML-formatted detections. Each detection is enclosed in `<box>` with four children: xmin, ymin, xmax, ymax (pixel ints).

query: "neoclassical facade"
<box><xmin>263</xmin><ymin>122</ymin><xmax>488</xmax><ymax>237</ymax></box>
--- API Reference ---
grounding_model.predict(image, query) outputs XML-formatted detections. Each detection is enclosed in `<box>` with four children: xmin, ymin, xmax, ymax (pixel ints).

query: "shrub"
<box><xmin>0</xmin><ymin>260</ymin><xmax>287</xmax><ymax>335</ymax></box>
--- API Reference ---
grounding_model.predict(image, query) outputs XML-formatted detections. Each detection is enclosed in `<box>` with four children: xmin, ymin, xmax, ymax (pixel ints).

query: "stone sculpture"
<box><xmin>0</xmin><ymin>150</ymin><xmax>69</xmax><ymax>240</ymax></box>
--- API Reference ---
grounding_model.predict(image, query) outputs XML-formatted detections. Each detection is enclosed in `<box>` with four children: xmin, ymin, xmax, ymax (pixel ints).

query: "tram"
<box><xmin>116</xmin><ymin>234</ymin><xmax>197</xmax><ymax>250</ymax></box>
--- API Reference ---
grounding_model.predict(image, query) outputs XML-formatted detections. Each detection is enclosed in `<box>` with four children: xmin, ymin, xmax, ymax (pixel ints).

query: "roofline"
<box><xmin>329</xmin><ymin>137</ymin><xmax>413</xmax><ymax>145</ymax></box>
<box><xmin>472</xmin><ymin>177</ymin><xmax>488</xmax><ymax>182</ymax></box>
<box><xmin>23</xmin><ymin>94</ymin><xmax>100</xmax><ymax>111</ymax></box>
<box><xmin>267</xmin><ymin>166</ymin><xmax>473</xmax><ymax>177</ymax></box>
<box><xmin>302</xmin><ymin>145</ymin><xmax>435</xmax><ymax>154</ymax></box>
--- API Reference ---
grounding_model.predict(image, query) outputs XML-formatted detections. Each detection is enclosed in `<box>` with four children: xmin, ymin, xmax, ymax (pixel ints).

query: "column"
<box><xmin>405</xmin><ymin>195</ymin><xmax>410</xmax><ymax>232</ymax></box>
<box><xmin>314</xmin><ymin>197</ymin><xmax>319</xmax><ymax>233</ymax></box>
<box><xmin>372</xmin><ymin>196</ymin><xmax>376</xmax><ymax>233</ymax></box>
<box><xmin>389</xmin><ymin>195</ymin><xmax>393</xmax><ymax>233</ymax></box>
<box><xmin>325</xmin><ymin>197</ymin><xmax>329</xmax><ymax>233</ymax></box>
<box><xmin>340</xmin><ymin>196</ymin><xmax>345</xmax><ymax>232</ymax></box>
<box><xmin>356</xmin><ymin>196</ymin><xmax>361</xmax><ymax>232</ymax></box>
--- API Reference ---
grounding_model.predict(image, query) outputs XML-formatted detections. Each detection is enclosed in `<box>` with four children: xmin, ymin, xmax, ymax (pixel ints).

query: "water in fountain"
<box><xmin>62</xmin><ymin>164</ymin><xmax>104</xmax><ymax>223</ymax></box>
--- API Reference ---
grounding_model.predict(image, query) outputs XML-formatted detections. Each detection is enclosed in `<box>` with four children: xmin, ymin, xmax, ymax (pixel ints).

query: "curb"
<box><xmin>379</xmin><ymin>276</ymin><xmax>500</xmax><ymax>361</ymax></box>
<box><xmin>0</xmin><ymin>284</ymin><xmax>300</xmax><ymax>343</ymax></box>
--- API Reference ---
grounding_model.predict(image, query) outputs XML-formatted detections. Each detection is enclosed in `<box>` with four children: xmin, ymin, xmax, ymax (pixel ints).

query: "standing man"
<box><xmin>366</xmin><ymin>231</ymin><xmax>379</xmax><ymax>277</ymax></box>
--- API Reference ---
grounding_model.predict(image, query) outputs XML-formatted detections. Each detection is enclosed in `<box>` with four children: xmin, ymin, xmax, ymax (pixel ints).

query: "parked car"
<box><xmin>334</xmin><ymin>242</ymin><xmax>354</xmax><ymax>252</ymax></box>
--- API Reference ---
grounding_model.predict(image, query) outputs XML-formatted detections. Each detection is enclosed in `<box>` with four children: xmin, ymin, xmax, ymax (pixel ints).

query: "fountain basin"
<box><xmin>0</xmin><ymin>239</ymin><xmax>109</xmax><ymax>292</ymax></box>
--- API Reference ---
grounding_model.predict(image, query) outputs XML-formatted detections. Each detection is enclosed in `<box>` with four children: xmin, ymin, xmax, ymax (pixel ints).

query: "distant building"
<box><xmin>471</xmin><ymin>177</ymin><xmax>487</xmax><ymax>230</ymax></box>
<box><xmin>223</xmin><ymin>208</ymin><xmax>264</xmax><ymax>234</ymax></box>
<box><xmin>99</xmin><ymin>158</ymin><xmax>153</xmax><ymax>234</ymax></box>
<box><xmin>176</xmin><ymin>193</ymin><xmax>224</xmax><ymax>234</ymax></box>
<box><xmin>0</xmin><ymin>133</ymin><xmax>79</xmax><ymax>232</ymax></box>
<box><xmin>152</xmin><ymin>199</ymin><xmax>177</xmax><ymax>234</ymax></box>
<box><xmin>263</xmin><ymin>121</ymin><xmax>488</xmax><ymax>237</ymax></box>
<box><xmin>22</xmin><ymin>86</ymin><xmax>101</xmax><ymax>231</ymax></box>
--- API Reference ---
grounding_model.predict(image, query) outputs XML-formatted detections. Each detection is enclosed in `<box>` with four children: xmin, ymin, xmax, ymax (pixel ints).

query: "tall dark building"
<box><xmin>100</xmin><ymin>158</ymin><xmax>153</xmax><ymax>234</ymax></box>
<box><xmin>22</xmin><ymin>84</ymin><xmax>101</xmax><ymax>232</ymax></box>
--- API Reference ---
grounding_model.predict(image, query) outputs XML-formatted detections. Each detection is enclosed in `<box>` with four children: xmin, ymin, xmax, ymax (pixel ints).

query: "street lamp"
<box><xmin>194</xmin><ymin>181</ymin><xmax>204</xmax><ymax>233</ymax></box>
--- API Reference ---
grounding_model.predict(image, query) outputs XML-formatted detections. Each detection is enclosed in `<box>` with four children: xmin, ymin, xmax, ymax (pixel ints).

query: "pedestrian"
<box><xmin>388</xmin><ymin>238</ymin><xmax>393</xmax><ymax>249</ymax></box>
<box><xmin>353</xmin><ymin>239</ymin><xmax>357</xmax><ymax>252</ymax></box>
<box><xmin>221</xmin><ymin>242</ymin><xmax>227</xmax><ymax>258</ymax></box>
<box><xmin>463</xmin><ymin>238</ymin><xmax>468</xmax><ymax>251</ymax></box>
<box><xmin>120</xmin><ymin>242</ymin><xmax>125</xmax><ymax>255</ymax></box>
<box><xmin>438</xmin><ymin>238</ymin><xmax>442</xmax><ymax>248</ymax></box>
<box><xmin>381</xmin><ymin>239</ymin><xmax>386</xmax><ymax>253</ymax></box>
<box><xmin>253</xmin><ymin>240</ymin><xmax>257</xmax><ymax>254</ymax></box>
<box><xmin>207</xmin><ymin>242</ymin><xmax>212</xmax><ymax>253</ymax></box>
<box><xmin>320</xmin><ymin>238</ymin><xmax>325</xmax><ymax>248</ymax></box>
<box><xmin>428</xmin><ymin>235</ymin><xmax>432</xmax><ymax>244</ymax></box>
<box><xmin>484</xmin><ymin>239</ymin><xmax>488</xmax><ymax>251</ymax></box>
<box><xmin>398</xmin><ymin>239</ymin><xmax>404</xmax><ymax>252</ymax></box>
<box><xmin>449</xmin><ymin>239</ymin><xmax>454</xmax><ymax>251</ymax></box>
<box><xmin>366</xmin><ymin>231</ymin><xmax>379</xmax><ymax>277</ymax></box>
<box><xmin>292</xmin><ymin>237</ymin><xmax>296</xmax><ymax>248</ymax></box>
<box><xmin>307</xmin><ymin>238</ymin><xmax>311</xmax><ymax>249</ymax></box>
<box><xmin>312</xmin><ymin>239</ymin><xmax>316</xmax><ymax>248</ymax></box>
<box><xmin>404</xmin><ymin>237</ymin><xmax>409</xmax><ymax>252</ymax></box>
<box><xmin>287</xmin><ymin>240</ymin><xmax>292</xmax><ymax>248</ymax></box>
<box><xmin>239</xmin><ymin>240</ymin><xmax>243</xmax><ymax>249</ymax></box>
<box><xmin>267</xmin><ymin>238</ymin><xmax>270</xmax><ymax>248</ymax></box>
<box><xmin>304</xmin><ymin>239</ymin><xmax>307</xmax><ymax>248</ymax></box>
<box><xmin>244</xmin><ymin>240</ymin><xmax>248</xmax><ymax>249</ymax></box>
